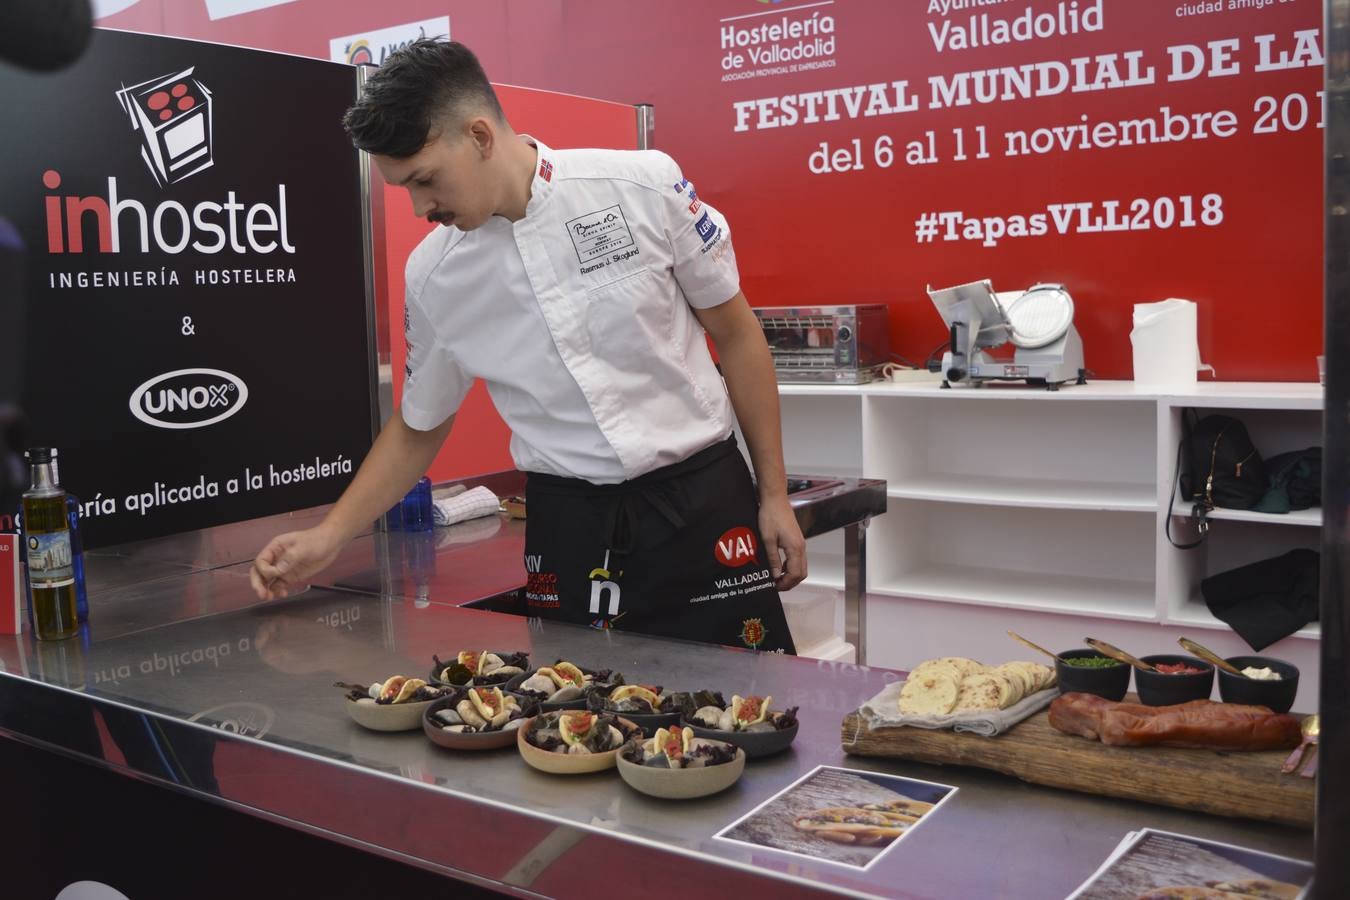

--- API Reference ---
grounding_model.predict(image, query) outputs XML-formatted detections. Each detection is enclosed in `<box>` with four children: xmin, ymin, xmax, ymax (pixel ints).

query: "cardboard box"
<box><xmin>0</xmin><ymin>534</ymin><xmax>22</xmax><ymax>634</ymax></box>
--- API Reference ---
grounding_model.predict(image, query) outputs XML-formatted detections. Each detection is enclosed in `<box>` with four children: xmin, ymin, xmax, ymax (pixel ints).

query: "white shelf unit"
<box><xmin>776</xmin><ymin>379</ymin><xmax>1326</xmax><ymax>710</ymax></box>
<box><xmin>863</xmin><ymin>387</ymin><xmax>1158</xmax><ymax>623</ymax></box>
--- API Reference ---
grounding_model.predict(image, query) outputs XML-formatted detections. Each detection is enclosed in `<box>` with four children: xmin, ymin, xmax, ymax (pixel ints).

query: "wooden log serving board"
<box><xmin>841</xmin><ymin>704</ymin><xmax>1314</xmax><ymax>828</ymax></box>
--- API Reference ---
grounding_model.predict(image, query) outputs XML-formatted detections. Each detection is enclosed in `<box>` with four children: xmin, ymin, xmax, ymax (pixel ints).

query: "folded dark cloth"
<box><xmin>1202</xmin><ymin>549</ymin><xmax>1319</xmax><ymax>650</ymax></box>
<box><xmin>1254</xmin><ymin>447</ymin><xmax>1321</xmax><ymax>513</ymax></box>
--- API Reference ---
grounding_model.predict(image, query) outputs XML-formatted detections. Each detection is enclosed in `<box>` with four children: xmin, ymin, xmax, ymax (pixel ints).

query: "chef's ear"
<box><xmin>467</xmin><ymin>117</ymin><xmax>495</xmax><ymax>158</ymax></box>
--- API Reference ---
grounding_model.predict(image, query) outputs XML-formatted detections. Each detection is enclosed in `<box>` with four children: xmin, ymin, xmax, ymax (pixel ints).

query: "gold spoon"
<box><xmin>1085</xmin><ymin>637</ymin><xmax>1158</xmax><ymax>673</ymax></box>
<box><xmin>1176</xmin><ymin>637</ymin><xmax>1246</xmax><ymax>677</ymax></box>
<box><xmin>1007</xmin><ymin>631</ymin><xmax>1063</xmax><ymax>663</ymax></box>
<box><xmin>1283</xmin><ymin>714</ymin><xmax>1320</xmax><ymax>775</ymax></box>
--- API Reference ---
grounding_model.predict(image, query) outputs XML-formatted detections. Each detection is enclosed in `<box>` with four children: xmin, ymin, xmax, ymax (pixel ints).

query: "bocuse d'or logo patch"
<box><xmin>115</xmin><ymin>66</ymin><xmax>215</xmax><ymax>188</ymax></box>
<box><xmin>715</xmin><ymin>526</ymin><xmax>759</xmax><ymax>567</ymax></box>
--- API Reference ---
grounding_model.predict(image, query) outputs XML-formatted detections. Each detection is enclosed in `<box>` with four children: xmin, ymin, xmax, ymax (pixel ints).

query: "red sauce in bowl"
<box><xmin>1154</xmin><ymin>662</ymin><xmax>1206</xmax><ymax>675</ymax></box>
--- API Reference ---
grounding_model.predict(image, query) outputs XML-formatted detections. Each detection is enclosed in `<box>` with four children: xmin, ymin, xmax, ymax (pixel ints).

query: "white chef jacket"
<box><xmin>400</xmin><ymin>138</ymin><xmax>740</xmax><ymax>484</ymax></box>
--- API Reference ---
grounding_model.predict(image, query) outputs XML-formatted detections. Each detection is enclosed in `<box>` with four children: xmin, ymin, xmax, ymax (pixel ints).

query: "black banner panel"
<box><xmin>0</xmin><ymin>29</ymin><xmax>374</xmax><ymax>548</ymax></box>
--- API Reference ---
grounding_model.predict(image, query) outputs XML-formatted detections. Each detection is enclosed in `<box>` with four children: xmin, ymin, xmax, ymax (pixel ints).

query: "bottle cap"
<box><xmin>24</xmin><ymin>447</ymin><xmax>53</xmax><ymax>464</ymax></box>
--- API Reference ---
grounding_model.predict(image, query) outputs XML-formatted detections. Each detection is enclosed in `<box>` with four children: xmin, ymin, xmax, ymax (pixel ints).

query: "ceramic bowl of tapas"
<box><xmin>428</xmin><ymin>650</ymin><xmax>530</xmax><ymax>689</ymax></box>
<box><xmin>338</xmin><ymin>676</ymin><xmax>449</xmax><ymax>732</ymax></box>
<box><xmin>505</xmin><ymin>661</ymin><xmax>620</xmax><ymax>711</ymax></box>
<box><xmin>586</xmin><ymin>683</ymin><xmax>684</xmax><ymax>736</ymax></box>
<box><xmin>616</xmin><ymin>728</ymin><xmax>746</xmax><ymax>800</ymax></box>
<box><xmin>422</xmin><ymin>688</ymin><xmax>539</xmax><ymax>750</ymax></box>
<box><xmin>517</xmin><ymin>710</ymin><xmax>641</xmax><ymax>775</ymax></box>
<box><xmin>682</xmin><ymin>693</ymin><xmax>799</xmax><ymax>759</ymax></box>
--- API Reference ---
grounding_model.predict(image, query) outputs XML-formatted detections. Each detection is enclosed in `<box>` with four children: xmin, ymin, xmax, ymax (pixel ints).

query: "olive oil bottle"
<box><xmin>22</xmin><ymin>448</ymin><xmax>78</xmax><ymax>641</ymax></box>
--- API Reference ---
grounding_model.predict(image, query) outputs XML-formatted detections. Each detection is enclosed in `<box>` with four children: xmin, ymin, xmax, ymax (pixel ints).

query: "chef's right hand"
<box><xmin>249</xmin><ymin>526</ymin><xmax>342</xmax><ymax>600</ymax></box>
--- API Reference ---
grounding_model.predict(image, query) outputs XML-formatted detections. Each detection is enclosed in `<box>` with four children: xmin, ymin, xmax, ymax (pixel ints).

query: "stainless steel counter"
<box><xmin>0</xmin><ymin>511</ymin><xmax>1312</xmax><ymax>899</ymax></box>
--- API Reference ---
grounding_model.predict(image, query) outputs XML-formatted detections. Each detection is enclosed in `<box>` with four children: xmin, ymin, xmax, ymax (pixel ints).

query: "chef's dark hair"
<box><xmin>342</xmin><ymin>39</ymin><xmax>506</xmax><ymax>158</ymax></box>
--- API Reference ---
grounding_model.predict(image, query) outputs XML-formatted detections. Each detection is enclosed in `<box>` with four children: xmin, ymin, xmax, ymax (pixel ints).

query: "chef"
<box><xmin>249</xmin><ymin>40</ymin><xmax>805</xmax><ymax>653</ymax></box>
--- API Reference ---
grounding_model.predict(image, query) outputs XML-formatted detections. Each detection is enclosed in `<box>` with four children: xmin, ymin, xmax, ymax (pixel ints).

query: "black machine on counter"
<box><xmin>928</xmin><ymin>280</ymin><xmax>1086</xmax><ymax>390</ymax></box>
<box><xmin>753</xmin><ymin>304</ymin><xmax>890</xmax><ymax>384</ymax></box>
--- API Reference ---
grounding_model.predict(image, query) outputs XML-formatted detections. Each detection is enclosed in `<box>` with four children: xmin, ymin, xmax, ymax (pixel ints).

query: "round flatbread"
<box><xmin>907</xmin><ymin>659</ymin><xmax>965</xmax><ymax>686</ymax></box>
<box><xmin>898</xmin><ymin>672</ymin><xmax>960</xmax><ymax>716</ymax></box>
<box><xmin>993</xmin><ymin>661</ymin><xmax>1031</xmax><ymax>701</ymax></box>
<box><xmin>953</xmin><ymin>673</ymin><xmax>1013</xmax><ymax>712</ymax></box>
<box><xmin>932</xmin><ymin>656</ymin><xmax>986</xmax><ymax>678</ymax></box>
<box><xmin>991</xmin><ymin>664</ymin><xmax>1028</xmax><ymax>706</ymax></box>
<box><xmin>1002</xmin><ymin>660</ymin><xmax>1055</xmax><ymax>693</ymax></box>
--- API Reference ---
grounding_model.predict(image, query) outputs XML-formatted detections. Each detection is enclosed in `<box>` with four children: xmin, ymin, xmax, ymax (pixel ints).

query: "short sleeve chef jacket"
<box><xmin>400</xmin><ymin>138</ymin><xmax>740</xmax><ymax>484</ymax></box>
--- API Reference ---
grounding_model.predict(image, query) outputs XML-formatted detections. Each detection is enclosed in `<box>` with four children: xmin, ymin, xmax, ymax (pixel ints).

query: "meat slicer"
<box><xmin>928</xmin><ymin>280</ymin><xmax>1086</xmax><ymax>390</ymax></box>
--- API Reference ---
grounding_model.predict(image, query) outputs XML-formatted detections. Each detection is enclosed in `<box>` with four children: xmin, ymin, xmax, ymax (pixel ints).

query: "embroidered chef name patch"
<box><xmin>566</xmin><ymin>205</ymin><xmax>636</xmax><ymax>264</ymax></box>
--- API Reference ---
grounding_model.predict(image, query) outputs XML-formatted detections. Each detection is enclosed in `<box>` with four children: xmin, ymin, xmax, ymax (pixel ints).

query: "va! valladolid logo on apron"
<box><xmin>715</xmin><ymin>526</ymin><xmax>759</xmax><ymax>567</ymax></box>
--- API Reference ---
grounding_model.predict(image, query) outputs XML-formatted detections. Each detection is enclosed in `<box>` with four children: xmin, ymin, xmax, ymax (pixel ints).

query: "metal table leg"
<box><xmin>844</xmin><ymin>518</ymin><xmax>869</xmax><ymax>665</ymax></box>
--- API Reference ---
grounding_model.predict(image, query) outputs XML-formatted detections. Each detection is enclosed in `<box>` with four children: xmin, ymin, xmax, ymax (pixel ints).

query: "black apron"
<box><xmin>522</xmin><ymin>436</ymin><xmax>797</xmax><ymax>655</ymax></box>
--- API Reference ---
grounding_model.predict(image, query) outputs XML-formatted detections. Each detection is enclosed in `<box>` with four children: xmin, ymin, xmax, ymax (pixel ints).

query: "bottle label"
<box><xmin>25</xmin><ymin>531</ymin><xmax>74</xmax><ymax>586</ymax></box>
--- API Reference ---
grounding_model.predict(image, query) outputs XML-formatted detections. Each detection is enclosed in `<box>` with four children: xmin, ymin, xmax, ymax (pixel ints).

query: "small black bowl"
<box><xmin>683</xmin><ymin>715</ymin><xmax>799</xmax><ymax>759</ymax></box>
<box><xmin>1218</xmin><ymin>656</ymin><xmax>1299</xmax><ymax>713</ymax></box>
<box><xmin>1135</xmin><ymin>654</ymin><xmax>1215</xmax><ymax>706</ymax></box>
<box><xmin>1055</xmin><ymin>649</ymin><xmax>1130</xmax><ymax>701</ymax></box>
<box><xmin>585</xmin><ymin>688</ymin><xmax>682</xmax><ymax>737</ymax></box>
<box><xmin>504</xmin><ymin>664</ymin><xmax>619</xmax><ymax>711</ymax></box>
<box><xmin>427</xmin><ymin>650</ymin><xmax>530</xmax><ymax>690</ymax></box>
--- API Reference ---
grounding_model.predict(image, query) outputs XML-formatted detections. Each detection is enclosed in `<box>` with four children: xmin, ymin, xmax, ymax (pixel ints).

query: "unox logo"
<box><xmin>129</xmin><ymin>368</ymin><xmax>248</xmax><ymax>429</ymax></box>
<box><xmin>715</xmin><ymin>526</ymin><xmax>759</xmax><ymax>567</ymax></box>
<box><xmin>115</xmin><ymin>67</ymin><xmax>215</xmax><ymax>188</ymax></box>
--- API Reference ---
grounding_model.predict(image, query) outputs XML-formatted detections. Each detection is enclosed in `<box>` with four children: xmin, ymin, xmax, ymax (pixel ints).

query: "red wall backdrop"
<box><xmin>97</xmin><ymin>0</ymin><xmax>1326</xmax><ymax>462</ymax></box>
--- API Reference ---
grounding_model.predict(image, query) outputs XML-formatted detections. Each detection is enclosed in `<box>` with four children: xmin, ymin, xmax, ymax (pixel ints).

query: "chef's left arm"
<box><xmin>655</xmin><ymin>151</ymin><xmax>806</xmax><ymax>589</ymax></box>
<box><xmin>695</xmin><ymin>293</ymin><xmax>807</xmax><ymax>590</ymax></box>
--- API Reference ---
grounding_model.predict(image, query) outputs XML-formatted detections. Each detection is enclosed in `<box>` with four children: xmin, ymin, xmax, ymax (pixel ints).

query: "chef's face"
<box><xmin>374</xmin><ymin>116</ymin><xmax>498</xmax><ymax>232</ymax></box>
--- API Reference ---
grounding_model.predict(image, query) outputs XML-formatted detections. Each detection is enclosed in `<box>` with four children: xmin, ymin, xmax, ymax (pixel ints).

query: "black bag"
<box><xmin>1180</xmin><ymin>413</ymin><xmax>1266</xmax><ymax>510</ymax></box>
<box><xmin>1166</xmin><ymin>412</ymin><xmax>1266</xmax><ymax>549</ymax></box>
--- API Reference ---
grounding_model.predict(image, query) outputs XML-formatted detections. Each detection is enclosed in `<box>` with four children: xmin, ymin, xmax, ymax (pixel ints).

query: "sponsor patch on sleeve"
<box><xmin>694</xmin><ymin>211</ymin><xmax>719</xmax><ymax>244</ymax></box>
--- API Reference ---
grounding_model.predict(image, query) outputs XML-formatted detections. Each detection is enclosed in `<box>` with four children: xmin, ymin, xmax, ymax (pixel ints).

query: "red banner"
<box><xmin>98</xmin><ymin>0</ymin><xmax>1325</xmax><ymax>388</ymax></box>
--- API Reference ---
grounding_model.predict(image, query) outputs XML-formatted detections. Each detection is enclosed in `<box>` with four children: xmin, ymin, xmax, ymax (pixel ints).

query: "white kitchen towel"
<box><xmin>432</xmin><ymin>486</ymin><xmax>500</xmax><ymax>527</ymax></box>
<box><xmin>849</xmin><ymin>679</ymin><xmax>1057</xmax><ymax>739</ymax></box>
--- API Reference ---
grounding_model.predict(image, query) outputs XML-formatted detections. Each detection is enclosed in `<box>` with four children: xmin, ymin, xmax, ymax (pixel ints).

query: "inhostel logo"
<box><xmin>115</xmin><ymin>67</ymin><xmax>215</xmax><ymax>187</ymax></box>
<box><xmin>40</xmin><ymin>68</ymin><xmax>297</xmax><ymax>258</ymax></box>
